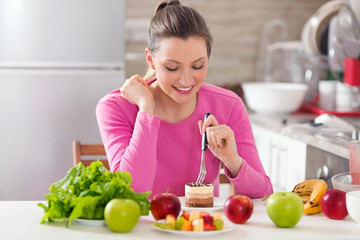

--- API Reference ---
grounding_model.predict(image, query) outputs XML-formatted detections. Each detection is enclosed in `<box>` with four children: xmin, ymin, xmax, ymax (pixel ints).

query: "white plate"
<box><xmin>74</xmin><ymin>218</ymin><xmax>105</xmax><ymax>225</ymax></box>
<box><xmin>152</xmin><ymin>220</ymin><xmax>234</xmax><ymax>237</ymax></box>
<box><xmin>179</xmin><ymin>197</ymin><xmax>226</xmax><ymax>212</ymax></box>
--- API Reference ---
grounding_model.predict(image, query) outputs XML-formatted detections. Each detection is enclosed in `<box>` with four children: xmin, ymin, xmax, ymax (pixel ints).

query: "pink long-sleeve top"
<box><xmin>96</xmin><ymin>81</ymin><xmax>273</xmax><ymax>198</ymax></box>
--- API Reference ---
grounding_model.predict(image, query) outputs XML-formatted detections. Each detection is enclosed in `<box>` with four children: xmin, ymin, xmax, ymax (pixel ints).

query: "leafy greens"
<box><xmin>38</xmin><ymin>161</ymin><xmax>151</xmax><ymax>226</ymax></box>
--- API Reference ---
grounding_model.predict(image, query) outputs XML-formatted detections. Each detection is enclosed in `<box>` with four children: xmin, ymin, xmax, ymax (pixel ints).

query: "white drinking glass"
<box><xmin>318</xmin><ymin>80</ymin><xmax>336</xmax><ymax>110</ymax></box>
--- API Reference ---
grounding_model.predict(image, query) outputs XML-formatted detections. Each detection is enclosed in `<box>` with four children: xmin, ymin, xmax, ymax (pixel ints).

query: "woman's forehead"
<box><xmin>155</xmin><ymin>37</ymin><xmax>208</xmax><ymax>62</ymax></box>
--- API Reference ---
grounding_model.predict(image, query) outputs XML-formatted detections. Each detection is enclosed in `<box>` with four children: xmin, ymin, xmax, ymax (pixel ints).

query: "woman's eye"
<box><xmin>193</xmin><ymin>65</ymin><xmax>204</xmax><ymax>70</ymax></box>
<box><xmin>166</xmin><ymin>66</ymin><xmax>178</xmax><ymax>71</ymax></box>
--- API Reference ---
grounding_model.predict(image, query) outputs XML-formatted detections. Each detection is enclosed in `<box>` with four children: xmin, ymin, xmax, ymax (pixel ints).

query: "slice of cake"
<box><xmin>185</xmin><ymin>182</ymin><xmax>214</xmax><ymax>207</ymax></box>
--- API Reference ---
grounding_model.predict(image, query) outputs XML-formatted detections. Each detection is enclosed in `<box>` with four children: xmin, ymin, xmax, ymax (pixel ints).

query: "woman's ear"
<box><xmin>145</xmin><ymin>48</ymin><xmax>155</xmax><ymax>70</ymax></box>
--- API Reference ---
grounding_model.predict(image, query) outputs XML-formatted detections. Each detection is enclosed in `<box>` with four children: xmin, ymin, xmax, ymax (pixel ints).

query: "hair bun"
<box><xmin>167</xmin><ymin>1</ymin><xmax>178</xmax><ymax>6</ymax></box>
<box><xmin>154</xmin><ymin>0</ymin><xmax>181</xmax><ymax>14</ymax></box>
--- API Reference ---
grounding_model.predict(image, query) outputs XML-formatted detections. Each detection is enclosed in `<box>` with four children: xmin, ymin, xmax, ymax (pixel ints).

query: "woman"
<box><xmin>96</xmin><ymin>0</ymin><xmax>273</xmax><ymax>198</ymax></box>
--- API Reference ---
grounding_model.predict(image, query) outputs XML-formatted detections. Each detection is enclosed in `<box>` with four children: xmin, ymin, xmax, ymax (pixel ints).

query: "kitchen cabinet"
<box><xmin>250</xmin><ymin>113</ymin><xmax>351</xmax><ymax>191</ymax></box>
<box><xmin>252</xmin><ymin>125</ymin><xmax>307</xmax><ymax>192</ymax></box>
<box><xmin>305</xmin><ymin>145</ymin><xmax>348</xmax><ymax>188</ymax></box>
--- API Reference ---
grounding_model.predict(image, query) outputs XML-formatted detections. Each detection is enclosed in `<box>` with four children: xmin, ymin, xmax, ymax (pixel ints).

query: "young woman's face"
<box><xmin>150</xmin><ymin>37</ymin><xmax>209</xmax><ymax>104</ymax></box>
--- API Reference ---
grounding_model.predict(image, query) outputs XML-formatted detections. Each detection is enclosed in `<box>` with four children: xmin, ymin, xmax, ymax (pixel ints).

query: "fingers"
<box><xmin>200</xmin><ymin>114</ymin><xmax>220</xmax><ymax>145</ymax></box>
<box><xmin>199</xmin><ymin>115</ymin><xmax>238</xmax><ymax>166</ymax></box>
<box><xmin>199</xmin><ymin>114</ymin><xmax>218</xmax><ymax>134</ymax></box>
<box><xmin>198</xmin><ymin>120</ymin><xmax>203</xmax><ymax>134</ymax></box>
<box><xmin>120</xmin><ymin>74</ymin><xmax>154</xmax><ymax>108</ymax></box>
<box><xmin>202</xmin><ymin>114</ymin><xmax>218</xmax><ymax>131</ymax></box>
<box><xmin>121</xmin><ymin>75</ymin><xmax>148</xmax><ymax>93</ymax></box>
<box><xmin>133</xmin><ymin>74</ymin><xmax>147</xmax><ymax>87</ymax></box>
<box><xmin>200</xmin><ymin>115</ymin><xmax>233</xmax><ymax>147</ymax></box>
<box><xmin>121</xmin><ymin>75</ymin><xmax>146</xmax><ymax>88</ymax></box>
<box><xmin>214</xmin><ymin>127</ymin><xmax>231</xmax><ymax>146</ymax></box>
<box><xmin>206</xmin><ymin>125</ymin><xmax>233</xmax><ymax>149</ymax></box>
<box><xmin>131</xmin><ymin>74</ymin><xmax>145</xmax><ymax>82</ymax></box>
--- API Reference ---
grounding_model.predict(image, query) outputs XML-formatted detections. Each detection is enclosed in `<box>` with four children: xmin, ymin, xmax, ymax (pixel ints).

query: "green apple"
<box><xmin>266</xmin><ymin>192</ymin><xmax>303</xmax><ymax>228</ymax></box>
<box><xmin>104</xmin><ymin>199</ymin><xmax>140</xmax><ymax>233</ymax></box>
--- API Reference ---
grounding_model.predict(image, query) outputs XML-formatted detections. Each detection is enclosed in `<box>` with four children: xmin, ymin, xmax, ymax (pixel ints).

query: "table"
<box><xmin>1</xmin><ymin>199</ymin><xmax>359</xmax><ymax>240</ymax></box>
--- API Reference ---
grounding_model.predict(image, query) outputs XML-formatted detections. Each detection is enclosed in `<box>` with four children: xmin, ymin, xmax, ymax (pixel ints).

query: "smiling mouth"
<box><xmin>174</xmin><ymin>86</ymin><xmax>193</xmax><ymax>91</ymax></box>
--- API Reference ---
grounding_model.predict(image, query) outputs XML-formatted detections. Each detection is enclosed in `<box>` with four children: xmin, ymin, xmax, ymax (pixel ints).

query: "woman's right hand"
<box><xmin>120</xmin><ymin>74</ymin><xmax>155</xmax><ymax>115</ymax></box>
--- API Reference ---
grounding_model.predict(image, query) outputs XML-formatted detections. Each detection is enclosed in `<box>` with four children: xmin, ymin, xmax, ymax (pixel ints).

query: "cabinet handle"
<box><xmin>316</xmin><ymin>165</ymin><xmax>329</xmax><ymax>181</ymax></box>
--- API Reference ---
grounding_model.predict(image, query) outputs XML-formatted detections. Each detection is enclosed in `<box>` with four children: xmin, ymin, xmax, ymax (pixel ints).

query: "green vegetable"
<box><xmin>38</xmin><ymin>161</ymin><xmax>151</xmax><ymax>226</ymax></box>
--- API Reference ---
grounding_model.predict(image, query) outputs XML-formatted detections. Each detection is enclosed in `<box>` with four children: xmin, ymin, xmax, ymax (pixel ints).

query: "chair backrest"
<box><xmin>72</xmin><ymin>141</ymin><xmax>234</xmax><ymax>195</ymax></box>
<box><xmin>72</xmin><ymin>141</ymin><xmax>110</xmax><ymax>170</ymax></box>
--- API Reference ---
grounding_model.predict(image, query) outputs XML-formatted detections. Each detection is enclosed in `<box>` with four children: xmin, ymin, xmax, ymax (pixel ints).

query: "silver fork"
<box><xmin>196</xmin><ymin>151</ymin><xmax>207</xmax><ymax>183</ymax></box>
<box><xmin>196</xmin><ymin>113</ymin><xmax>211</xmax><ymax>183</ymax></box>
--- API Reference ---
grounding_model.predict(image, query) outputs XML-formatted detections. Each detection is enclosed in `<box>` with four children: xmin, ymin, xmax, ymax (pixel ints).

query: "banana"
<box><xmin>292</xmin><ymin>179</ymin><xmax>328</xmax><ymax>204</ymax></box>
<box><xmin>292</xmin><ymin>179</ymin><xmax>328</xmax><ymax>215</ymax></box>
<box><xmin>303</xmin><ymin>202</ymin><xmax>322</xmax><ymax>215</ymax></box>
<box><xmin>299</xmin><ymin>194</ymin><xmax>311</xmax><ymax>204</ymax></box>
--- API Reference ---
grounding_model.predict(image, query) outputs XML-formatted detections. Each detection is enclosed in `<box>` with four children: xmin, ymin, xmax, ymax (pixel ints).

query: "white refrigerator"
<box><xmin>0</xmin><ymin>0</ymin><xmax>126</xmax><ymax>200</ymax></box>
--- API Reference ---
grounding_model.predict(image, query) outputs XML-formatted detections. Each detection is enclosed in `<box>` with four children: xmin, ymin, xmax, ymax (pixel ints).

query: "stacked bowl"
<box><xmin>332</xmin><ymin>172</ymin><xmax>360</xmax><ymax>225</ymax></box>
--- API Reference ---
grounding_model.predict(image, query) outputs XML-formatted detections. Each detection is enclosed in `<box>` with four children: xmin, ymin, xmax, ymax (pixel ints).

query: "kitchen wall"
<box><xmin>125</xmin><ymin>0</ymin><xmax>329</xmax><ymax>85</ymax></box>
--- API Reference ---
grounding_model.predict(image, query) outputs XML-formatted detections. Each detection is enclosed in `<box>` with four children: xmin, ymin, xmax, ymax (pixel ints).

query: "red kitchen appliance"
<box><xmin>344</xmin><ymin>58</ymin><xmax>360</xmax><ymax>86</ymax></box>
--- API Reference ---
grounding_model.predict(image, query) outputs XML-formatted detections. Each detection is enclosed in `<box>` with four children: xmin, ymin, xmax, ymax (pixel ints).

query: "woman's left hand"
<box><xmin>198</xmin><ymin>115</ymin><xmax>243</xmax><ymax>177</ymax></box>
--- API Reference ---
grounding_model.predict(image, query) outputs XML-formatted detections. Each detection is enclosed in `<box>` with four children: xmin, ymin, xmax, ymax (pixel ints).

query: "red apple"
<box><xmin>321</xmin><ymin>189</ymin><xmax>348</xmax><ymax>220</ymax></box>
<box><xmin>224</xmin><ymin>194</ymin><xmax>253</xmax><ymax>224</ymax></box>
<box><xmin>150</xmin><ymin>192</ymin><xmax>181</xmax><ymax>220</ymax></box>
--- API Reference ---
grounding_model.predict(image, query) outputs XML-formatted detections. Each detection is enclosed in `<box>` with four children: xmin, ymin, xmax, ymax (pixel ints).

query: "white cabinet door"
<box><xmin>252</xmin><ymin>125</ymin><xmax>306</xmax><ymax>192</ymax></box>
<box><xmin>283</xmin><ymin>136</ymin><xmax>307</xmax><ymax>191</ymax></box>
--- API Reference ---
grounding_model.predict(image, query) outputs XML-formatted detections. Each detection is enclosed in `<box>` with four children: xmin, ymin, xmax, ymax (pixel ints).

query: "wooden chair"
<box><xmin>72</xmin><ymin>141</ymin><xmax>110</xmax><ymax>170</ymax></box>
<box><xmin>72</xmin><ymin>141</ymin><xmax>235</xmax><ymax>195</ymax></box>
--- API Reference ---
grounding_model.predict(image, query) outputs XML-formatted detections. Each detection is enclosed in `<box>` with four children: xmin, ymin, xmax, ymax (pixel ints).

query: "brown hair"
<box><xmin>144</xmin><ymin>0</ymin><xmax>213</xmax><ymax>80</ymax></box>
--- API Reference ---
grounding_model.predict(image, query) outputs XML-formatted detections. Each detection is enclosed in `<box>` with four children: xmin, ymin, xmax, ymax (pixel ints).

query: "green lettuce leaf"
<box><xmin>39</xmin><ymin>161</ymin><xmax>151</xmax><ymax>226</ymax></box>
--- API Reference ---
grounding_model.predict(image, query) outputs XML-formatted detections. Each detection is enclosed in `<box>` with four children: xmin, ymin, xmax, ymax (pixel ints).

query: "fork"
<box><xmin>196</xmin><ymin>113</ymin><xmax>211</xmax><ymax>183</ymax></box>
<box><xmin>196</xmin><ymin>151</ymin><xmax>207</xmax><ymax>183</ymax></box>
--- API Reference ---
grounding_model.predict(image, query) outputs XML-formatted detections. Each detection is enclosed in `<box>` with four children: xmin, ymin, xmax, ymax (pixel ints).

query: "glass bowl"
<box><xmin>331</xmin><ymin>172</ymin><xmax>360</xmax><ymax>192</ymax></box>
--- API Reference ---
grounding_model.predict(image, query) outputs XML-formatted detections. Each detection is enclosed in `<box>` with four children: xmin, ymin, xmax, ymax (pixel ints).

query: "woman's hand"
<box><xmin>120</xmin><ymin>74</ymin><xmax>155</xmax><ymax>115</ymax></box>
<box><xmin>198</xmin><ymin>115</ymin><xmax>243</xmax><ymax>177</ymax></box>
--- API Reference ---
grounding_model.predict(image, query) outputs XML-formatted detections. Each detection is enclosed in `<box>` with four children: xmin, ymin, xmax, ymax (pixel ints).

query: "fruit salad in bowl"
<box><xmin>153</xmin><ymin>210</ymin><xmax>224</xmax><ymax>232</ymax></box>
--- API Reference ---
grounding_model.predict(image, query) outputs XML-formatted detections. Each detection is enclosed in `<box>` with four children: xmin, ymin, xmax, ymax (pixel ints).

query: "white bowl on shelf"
<box><xmin>242</xmin><ymin>82</ymin><xmax>308</xmax><ymax>115</ymax></box>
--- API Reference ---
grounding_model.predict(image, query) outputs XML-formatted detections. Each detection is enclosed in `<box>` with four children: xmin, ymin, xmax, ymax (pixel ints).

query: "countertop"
<box><xmin>249</xmin><ymin>113</ymin><xmax>360</xmax><ymax>159</ymax></box>
<box><xmin>1</xmin><ymin>200</ymin><xmax>359</xmax><ymax>240</ymax></box>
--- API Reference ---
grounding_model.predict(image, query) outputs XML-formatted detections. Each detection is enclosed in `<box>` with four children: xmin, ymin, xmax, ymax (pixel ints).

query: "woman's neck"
<box><xmin>151</xmin><ymin>83</ymin><xmax>197</xmax><ymax>123</ymax></box>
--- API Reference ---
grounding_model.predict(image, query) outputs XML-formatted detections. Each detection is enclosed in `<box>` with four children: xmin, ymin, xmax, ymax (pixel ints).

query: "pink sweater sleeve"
<box><xmin>223</xmin><ymin>98</ymin><xmax>273</xmax><ymax>198</ymax></box>
<box><xmin>96</xmin><ymin>96</ymin><xmax>161</xmax><ymax>193</ymax></box>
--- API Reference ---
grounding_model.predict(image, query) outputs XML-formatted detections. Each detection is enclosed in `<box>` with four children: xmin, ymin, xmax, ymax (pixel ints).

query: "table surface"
<box><xmin>1</xmin><ymin>199</ymin><xmax>359</xmax><ymax>240</ymax></box>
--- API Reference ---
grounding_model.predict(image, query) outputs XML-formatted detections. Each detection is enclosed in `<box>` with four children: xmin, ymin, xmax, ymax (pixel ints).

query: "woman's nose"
<box><xmin>179</xmin><ymin>69</ymin><xmax>192</xmax><ymax>86</ymax></box>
